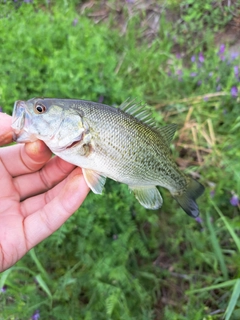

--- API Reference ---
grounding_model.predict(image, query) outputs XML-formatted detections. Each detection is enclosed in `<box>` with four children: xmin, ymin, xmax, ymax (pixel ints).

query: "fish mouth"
<box><xmin>11</xmin><ymin>100</ymin><xmax>37</xmax><ymax>143</ymax></box>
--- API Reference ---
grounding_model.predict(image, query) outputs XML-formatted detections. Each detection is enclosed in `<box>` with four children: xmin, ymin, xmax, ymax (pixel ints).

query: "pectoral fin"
<box><xmin>82</xmin><ymin>169</ymin><xmax>106</xmax><ymax>194</ymax></box>
<box><xmin>129</xmin><ymin>186</ymin><xmax>163</xmax><ymax>210</ymax></box>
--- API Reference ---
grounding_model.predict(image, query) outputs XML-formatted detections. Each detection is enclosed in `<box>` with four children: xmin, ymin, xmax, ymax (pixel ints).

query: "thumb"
<box><xmin>24</xmin><ymin>140</ymin><xmax>52</xmax><ymax>165</ymax></box>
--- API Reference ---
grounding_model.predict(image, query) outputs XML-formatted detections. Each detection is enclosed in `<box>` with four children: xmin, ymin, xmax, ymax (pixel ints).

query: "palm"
<box><xmin>0</xmin><ymin>114</ymin><xmax>89</xmax><ymax>272</ymax></box>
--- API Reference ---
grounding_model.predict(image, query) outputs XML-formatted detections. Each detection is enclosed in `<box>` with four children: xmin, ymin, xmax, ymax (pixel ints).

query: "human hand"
<box><xmin>0</xmin><ymin>113</ymin><xmax>89</xmax><ymax>272</ymax></box>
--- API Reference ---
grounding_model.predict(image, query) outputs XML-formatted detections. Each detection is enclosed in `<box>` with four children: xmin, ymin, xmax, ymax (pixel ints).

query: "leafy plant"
<box><xmin>1</xmin><ymin>1</ymin><xmax>240</xmax><ymax>319</ymax></box>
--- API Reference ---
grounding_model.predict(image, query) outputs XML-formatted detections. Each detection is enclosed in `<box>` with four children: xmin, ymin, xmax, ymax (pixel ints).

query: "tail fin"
<box><xmin>172</xmin><ymin>178</ymin><xmax>205</xmax><ymax>218</ymax></box>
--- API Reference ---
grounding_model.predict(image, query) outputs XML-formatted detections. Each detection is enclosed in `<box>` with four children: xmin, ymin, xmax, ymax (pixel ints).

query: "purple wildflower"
<box><xmin>231</xmin><ymin>86</ymin><xmax>238</xmax><ymax>98</ymax></box>
<box><xmin>231</xmin><ymin>52</ymin><xmax>239</xmax><ymax>60</ymax></box>
<box><xmin>0</xmin><ymin>106</ymin><xmax>2</xmax><ymax>112</ymax></box>
<box><xmin>210</xmin><ymin>190</ymin><xmax>215</xmax><ymax>198</ymax></box>
<box><xmin>218</xmin><ymin>44</ymin><xmax>225</xmax><ymax>55</ymax></box>
<box><xmin>197</xmin><ymin>80</ymin><xmax>202</xmax><ymax>86</ymax></box>
<box><xmin>98</xmin><ymin>95</ymin><xmax>104</xmax><ymax>103</ymax></box>
<box><xmin>24</xmin><ymin>0</ymin><xmax>32</xmax><ymax>2</ymax></box>
<box><xmin>32</xmin><ymin>310</ymin><xmax>40</xmax><ymax>320</ymax></box>
<box><xmin>208</xmin><ymin>72</ymin><xmax>213</xmax><ymax>77</ymax></box>
<box><xmin>176</xmin><ymin>53</ymin><xmax>182</xmax><ymax>59</ymax></box>
<box><xmin>234</xmin><ymin>66</ymin><xmax>239</xmax><ymax>79</ymax></box>
<box><xmin>195</xmin><ymin>216</ymin><xmax>203</xmax><ymax>224</ymax></box>
<box><xmin>191</xmin><ymin>55</ymin><xmax>196</xmax><ymax>63</ymax></box>
<box><xmin>1</xmin><ymin>286</ymin><xmax>6</xmax><ymax>293</ymax></box>
<box><xmin>190</xmin><ymin>72</ymin><xmax>197</xmax><ymax>77</ymax></box>
<box><xmin>203</xmin><ymin>96</ymin><xmax>208</xmax><ymax>101</ymax></box>
<box><xmin>230</xmin><ymin>195</ymin><xmax>239</xmax><ymax>206</ymax></box>
<box><xmin>199</xmin><ymin>52</ymin><xmax>204</xmax><ymax>63</ymax></box>
<box><xmin>72</xmin><ymin>18</ymin><xmax>78</xmax><ymax>26</ymax></box>
<box><xmin>177</xmin><ymin>69</ymin><xmax>183</xmax><ymax>81</ymax></box>
<box><xmin>177</xmin><ymin>69</ymin><xmax>182</xmax><ymax>75</ymax></box>
<box><xmin>216</xmin><ymin>84</ymin><xmax>222</xmax><ymax>91</ymax></box>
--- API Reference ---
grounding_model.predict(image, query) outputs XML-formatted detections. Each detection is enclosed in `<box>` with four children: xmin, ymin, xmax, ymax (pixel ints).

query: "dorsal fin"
<box><xmin>119</xmin><ymin>99</ymin><xmax>156</xmax><ymax>127</ymax></box>
<box><xmin>157</xmin><ymin>124</ymin><xmax>178</xmax><ymax>145</ymax></box>
<box><xmin>119</xmin><ymin>99</ymin><xmax>178</xmax><ymax>145</ymax></box>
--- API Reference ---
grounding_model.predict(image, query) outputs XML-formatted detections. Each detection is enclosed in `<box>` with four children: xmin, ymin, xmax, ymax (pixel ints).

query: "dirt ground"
<box><xmin>79</xmin><ymin>0</ymin><xmax>240</xmax><ymax>56</ymax></box>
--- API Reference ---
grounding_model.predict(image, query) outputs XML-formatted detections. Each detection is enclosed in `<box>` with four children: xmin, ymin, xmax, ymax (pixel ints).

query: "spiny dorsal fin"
<box><xmin>157</xmin><ymin>124</ymin><xmax>178</xmax><ymax>146</ymax></box>
<box><xmin>119</xmin><ymin>99</ymin><xmax>178</xmax><ymax>145</ymax></box>
<box><xmin>119</xmin><ymin>99</ymin><xmax>156</xmax><ymax>127</ymax></box>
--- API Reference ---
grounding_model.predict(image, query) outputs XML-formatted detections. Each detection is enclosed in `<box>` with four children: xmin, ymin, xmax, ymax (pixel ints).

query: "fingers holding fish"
<box><xmin>13</xmin><ymin>156</ymin><xmax>77</xmax><ymax>201</ymax></box>
<box><xmin>20</xmin><ymin>169</ymin><xmax>89</xmax><ymax>248</ymax></box>
<box><xmin>0</xmin><ymin>141</ymin><xmax>51</xmax><ymax>177</ymax></box>
<box><xmin>20</xmin><ymin>166</ymin><xmax>87</xmax><ymax>217</ymax></box>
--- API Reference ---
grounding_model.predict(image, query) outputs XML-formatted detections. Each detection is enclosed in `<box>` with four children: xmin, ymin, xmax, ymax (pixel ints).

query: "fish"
<box><xmin>11</xmin><ymin>98</ymin><xmax>204</xmax><ymax>217</ymax></box>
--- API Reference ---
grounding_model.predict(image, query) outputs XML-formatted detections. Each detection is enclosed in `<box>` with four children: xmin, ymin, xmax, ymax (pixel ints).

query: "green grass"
<box><xmin>1</xmin><ymin>0</ymin><xmax>240</xmax><ymax>319</ymax></box>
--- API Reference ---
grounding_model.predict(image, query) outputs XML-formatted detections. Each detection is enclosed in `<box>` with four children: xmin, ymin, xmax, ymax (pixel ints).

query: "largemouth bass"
<box><xmin>11</xmin><ymin>98</ymin><xmax>204</xmax><ymax>217</ymax></box>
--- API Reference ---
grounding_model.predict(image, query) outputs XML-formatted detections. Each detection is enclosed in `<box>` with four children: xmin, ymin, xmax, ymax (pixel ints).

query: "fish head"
<box><xmin>12</xmin><ymin>98</ymin><xmax>86</xmax><ymax>152</ymax></box>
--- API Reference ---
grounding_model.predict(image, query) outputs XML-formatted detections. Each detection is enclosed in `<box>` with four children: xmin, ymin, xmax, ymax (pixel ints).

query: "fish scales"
<box><xmin>74</xmin><ymin>101</ymin><xmax>183</xmax><ymax>188</ymax></box>
<box><xmin>11</xmin><ymin>98</ymin><xmax>205</xmax><ymax>216</ymax></box>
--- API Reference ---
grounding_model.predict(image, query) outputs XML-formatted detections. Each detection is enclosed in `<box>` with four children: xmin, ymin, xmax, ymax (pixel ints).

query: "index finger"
<box><xmin>0</xmin><ymin>113</ymin><xmax>13</xmax><ymax>145</ymax></box>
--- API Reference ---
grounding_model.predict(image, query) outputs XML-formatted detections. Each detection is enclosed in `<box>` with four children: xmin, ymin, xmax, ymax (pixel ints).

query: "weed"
<box><xmin>0</xmin><ymin>1</ymin><xmax>240</xmax><ymax>319</ymax></box>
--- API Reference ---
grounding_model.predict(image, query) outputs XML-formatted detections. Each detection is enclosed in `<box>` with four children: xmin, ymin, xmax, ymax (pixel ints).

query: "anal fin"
<box><xmin>129</xmin><ymin>186</ymin><xmax>163</xmax><ymax>210</ymax></box>
<box><xmin>82</xmin><ymin>169</ymin><xmax>106</xmax><ymax>194</ymax></box>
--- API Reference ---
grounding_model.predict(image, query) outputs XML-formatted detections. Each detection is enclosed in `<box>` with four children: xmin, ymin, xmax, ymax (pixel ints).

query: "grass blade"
<box><xmin>188</xmin><ymin>279</ymin><xmax>236</xmax><ymax>294</ymax></box>
<box><xmin>29</xmin><ymin>248</ymin><xmax>50</xmax><ymax>281</ymax></box>
<box><xmin>224</xmin><ymin>279</ymin><xmax>240</xmax><ymax>320</ymax></box>
<box><xmin>212</xmin><ymin>201</ymin><xmax>240</xmax><ymax>252</ymax></box>
<box><xmin>35</xmin><ymin>274</ymin><xmax>52</xmax><ymax>300</ymax></box>
<box><xmin>206</xmin><ymin>211</ymin><xmax>228</xmax><ymax>279</ymax></box>
<box><xmin>0</xmin><ymin>268</ymin><xmax>11</xmax><ymax>292</ymax></box>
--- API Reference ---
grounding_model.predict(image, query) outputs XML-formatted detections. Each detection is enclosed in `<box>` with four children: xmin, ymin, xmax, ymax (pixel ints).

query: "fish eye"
<box><xmin>34</xmin><ymin>104</ymin><xmax>46</xmax><ymax>114</ymax></box>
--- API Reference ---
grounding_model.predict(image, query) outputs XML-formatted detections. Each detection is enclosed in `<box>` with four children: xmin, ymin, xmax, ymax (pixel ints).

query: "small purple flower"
<box><xmin>1</xmin><ymin>286</ymin><xmax>6</xmax><ymax>293</ymax></box>
<box><xmin>218</xmin><ymin>44</ymin><xmax>225</xmax><ymax>55</ymax></box>
<box><xmin>24</xmin><ymin>0</ymin><xmax>32</xmax><ymax>2</ymax></box>
<box><xmin>72</xmin><ymin>18</ymin><xmax>78</xmax><ymax>26</ymax></box>
<box><xmin>0</xmin><ymin>106</ymin><xmax>2</xmax><ymax>112</ymax></box>
<box><xmin>177</xmin><ymin>69</ymin><xmax>182</xmax><ymax>75</ymax></box>
<box><xmin>230</xmin><ymin>195</ymin><xmax>239</xmax><ymax>206</ymax></box>
<box><xmin>32</xmin><ymin>310</ymin><xmax>40</xmax><ymax>320</ymax></box>
<box><xmin>98</xmin><ymin>95</ymin><xmax>104</xmax><ymax>103</ymax></box>
<box><xmin>208</xmin><ymin>72</ymin><xmax>213</xmax><ymax>77</ymax></box>
<box><xmin>191</xmin><ymin>55</ymin><xmax>196</xmax><ymax>63</ymax></box>
<box><xmin>195</xmin><ymin>216</ymin><xmax>203</xmax><ymax>224</ymax></box>
<box><xmin>231</xmin><ymin>52</ymin><xmax>239</xmax><ymax>61</ymax></box>
<box><xmin>197</xmin><ymin>80</ymin><xmax>202</xmax><ymax>86</ymax></box>
<box><xmin>234</xmin><ymin>66</ymin><xmax>239</xmax><ymax>79</ymax></box>
<box><xmin>190</xmin><ymin>72</ymin><xmax>197</xmax><ymax>77</ymax></box>
<box><xmin>203</xmin><ymin>96</ymin><xmax>208</xmax><ymax>101</ymax></box>
<box><xmin>199</xmin><ymin>52</ymin><xmax>204</xmax><ymax>63</ymax></box>
<box><xmin>176</xmin><ymin>53</ymin><xmax>181</xmax><ymax>59</ymax></box>
<box><xmin>231</xmin><ymin>86</ymin><xmax>238</xmax><ymax>98</ymax></box>
<box><xmin>177</xmin><ymin>69</ymin><xmax>183</xmax><ymax>81</ymax></box>
<box><xmin>210</xmin><ymin>190</ymin><xmax>215</xmax><ymax>198</ymax></box>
